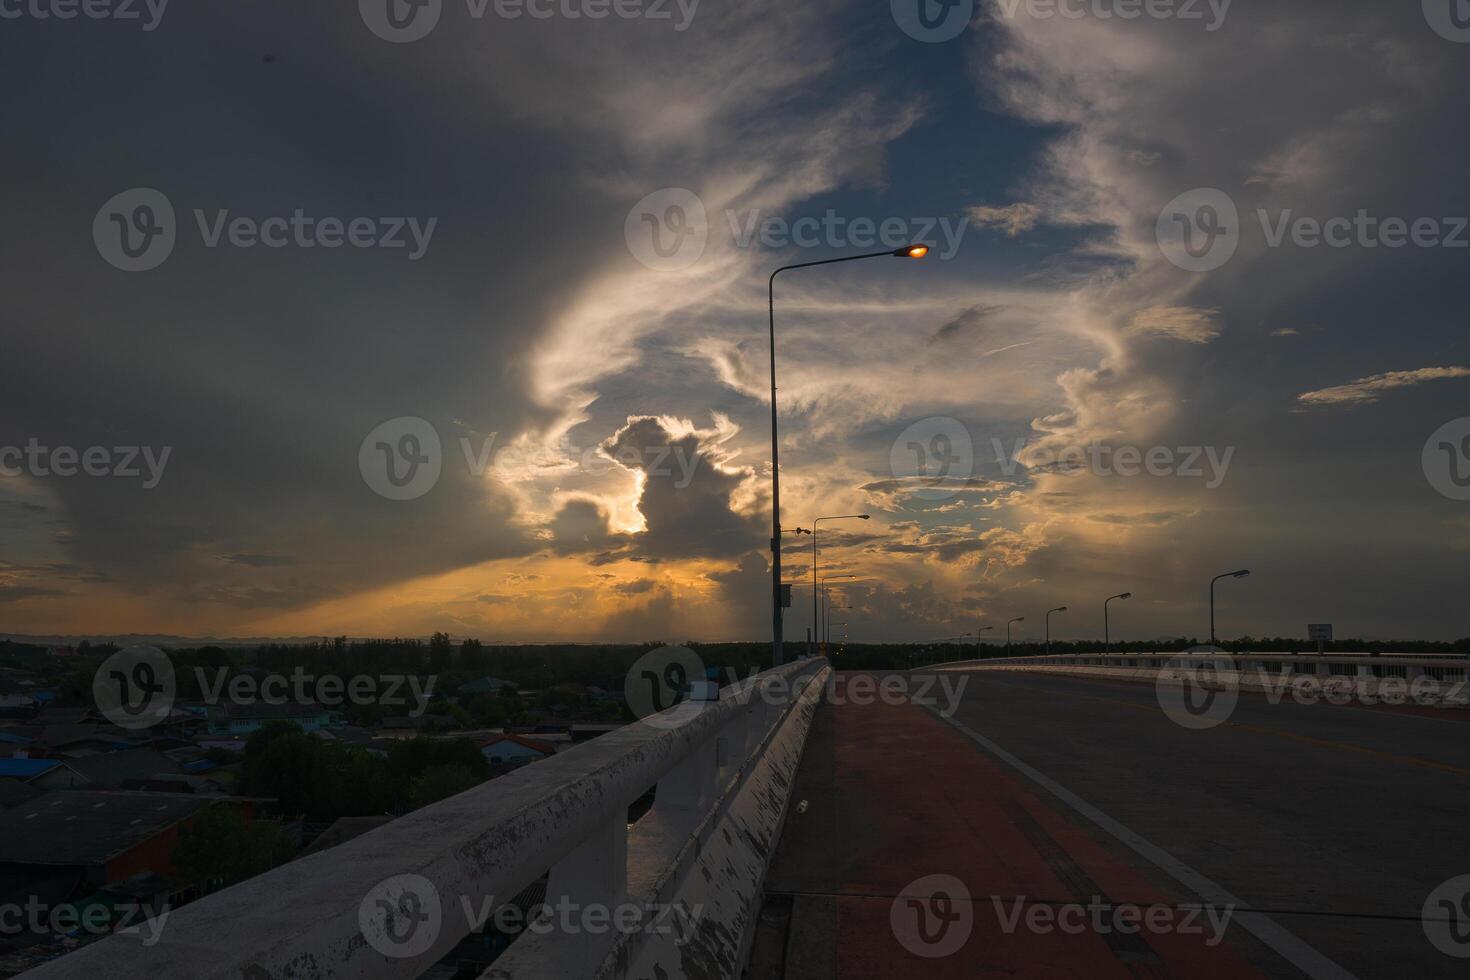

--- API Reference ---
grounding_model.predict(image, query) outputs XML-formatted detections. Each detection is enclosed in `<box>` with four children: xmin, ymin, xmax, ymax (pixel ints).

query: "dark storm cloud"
<box><xmin>599</xmin><ymin>417</ymin><xmax>765</xmax><ymax>560</ymax></box>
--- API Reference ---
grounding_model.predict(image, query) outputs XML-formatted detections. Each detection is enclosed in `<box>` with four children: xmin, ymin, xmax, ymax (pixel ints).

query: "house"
<box><xmin>34</xmin><ymin>724</ymin><xmax>137</xmax><ymax>757</ymax></box>
<box><xmin>63</xmin><ymin>747</ymin><xmax>187</xmax><ymax>790</ymax></box>
<box><xmin>0</xmin><ymin>757</ymin><xmax>88</xmax><ymax>791</ymax></box>
<box><xmin>477</xmin><ymin>734</ymin><xmax>556</xmax><ymax>769</ymax></box>
<box><xmin>0</xmin><ymin>791</ymin><xmax>231</xmax><ymax>897</ymax></box>
<box><xmin>205</xmin><ymin>701</ymin><xmax>340</xmax><ymax>735</ymax></box>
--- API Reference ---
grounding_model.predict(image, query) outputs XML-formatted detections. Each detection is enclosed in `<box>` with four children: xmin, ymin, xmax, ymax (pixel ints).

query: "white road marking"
<box><xmin>920</xmin><ymin>703</ymin><xmax>1357</xmax><ymax>980</ymax></box>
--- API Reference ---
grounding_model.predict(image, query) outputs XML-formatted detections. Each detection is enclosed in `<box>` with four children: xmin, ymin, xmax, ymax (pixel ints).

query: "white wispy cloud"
<box><xmin>1297</xmin><ymin>367</ymin><xmax>1470</xmax><ymax>406</ymax></box>
<box><xmin>968</xmin><ymin>202</ymin><xmax>1042</xmax><ymax>236</ymax></box>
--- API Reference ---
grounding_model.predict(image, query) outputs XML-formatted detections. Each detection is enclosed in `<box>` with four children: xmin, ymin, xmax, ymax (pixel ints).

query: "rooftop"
<box><xmin>0</xmin><ymin>791</ymin><xmax>215</xmax><ymax>866</ymax></box>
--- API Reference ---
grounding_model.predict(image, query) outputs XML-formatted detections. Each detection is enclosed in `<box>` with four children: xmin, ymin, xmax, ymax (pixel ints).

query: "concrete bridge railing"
<box><xmin>22</xmin><ymin>657</ymin><xmax>829</xmax><ymax>980</ymax></box>
<box><xmin>926</xmin><ymin>652</ymin><xmax>1470</xmax><ymax>703</ymax></box>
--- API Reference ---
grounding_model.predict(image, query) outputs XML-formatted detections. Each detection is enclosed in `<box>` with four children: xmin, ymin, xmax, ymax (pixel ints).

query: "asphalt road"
<box><xmin>749</xmin><ymin>669</ymin><xmax>1470</xmax><ymax>979</ymax></box>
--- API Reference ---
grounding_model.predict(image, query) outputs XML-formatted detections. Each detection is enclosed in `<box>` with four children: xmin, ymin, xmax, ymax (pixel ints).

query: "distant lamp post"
<box><xmin>1007</xmin><ymin>617</ymin><xmax>1025</xmax><ymax>656</ymax></box>
<box><xmin>768</xmin><ymin>248</ymin><xmax>928</xmax><ymax>665</ymax></box>
<box><xmin>811</xmin><ymin>515</ymin><xmax>869</xmax><ymax>657</ymax></box>
<box><xmin>1104</xmin><ymin>592</ymin><xmax>1132</xmax><ymax>652</ymax></box>
<box><xmin>976</xmin><ymin>625</ymin><xmax>994</xmax><ymax>654</ymax></box>
<box><xmin>1209</xmin><ymin>570</ymin><xmax>1251</xmax><ymax>648</ymax></box>
<box><xmin>1045</xmin><ymin>606</ymin><xmax>1067</xmax><ymax>656</ymax></box>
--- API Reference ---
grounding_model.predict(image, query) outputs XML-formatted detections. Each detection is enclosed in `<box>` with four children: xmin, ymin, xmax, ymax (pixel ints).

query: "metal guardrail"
<box><xmin>928</xmin><ymin>651</ymin><xmax>1470</xmax><ymax>678</ymax></box>
<box><xmin>21</xmin><ymin>658</ymin><xmax>829</xmax><ymax>980</ymax></box>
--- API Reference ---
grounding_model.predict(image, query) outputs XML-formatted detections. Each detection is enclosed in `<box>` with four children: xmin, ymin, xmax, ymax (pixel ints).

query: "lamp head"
<box><xmin>1233</xmin><ymin>569</ymin><xmax>1251</xmax><ymax>578</ymax></box>
<box><xmin>894</xmin><ymin>244</ymin><xmax>930</xmax><ymax>259</ymax></box>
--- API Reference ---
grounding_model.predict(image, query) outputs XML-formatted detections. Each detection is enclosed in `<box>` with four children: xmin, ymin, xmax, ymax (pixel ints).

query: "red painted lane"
<box><xmin>825</xmin><ymin>683</ymin><xmax>1263</xmax><ymax>978</ymax></box>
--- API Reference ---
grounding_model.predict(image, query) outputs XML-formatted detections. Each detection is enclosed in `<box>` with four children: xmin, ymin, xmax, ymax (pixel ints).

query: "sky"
<box><xmin>2</xmin><ymin>0</ymin><xmax>1468</xmax><ymax>644</ymax></box>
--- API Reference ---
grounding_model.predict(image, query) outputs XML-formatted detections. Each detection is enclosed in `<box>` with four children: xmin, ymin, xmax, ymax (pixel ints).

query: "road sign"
<box><xmin>1308</xmin><ymin>624</ymin><xmax>1333</xmax><ymax>641</ymax></box>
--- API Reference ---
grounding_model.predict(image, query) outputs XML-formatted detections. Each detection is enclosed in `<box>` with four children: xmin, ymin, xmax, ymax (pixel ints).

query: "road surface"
<box><xmin>746</xmin><ymin>669</ymin><xmax>1469</xmax><ymax>978</ymax></box>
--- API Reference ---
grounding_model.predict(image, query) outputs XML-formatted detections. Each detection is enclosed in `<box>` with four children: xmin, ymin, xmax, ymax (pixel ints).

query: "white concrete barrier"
<box><xmin>20</xmin><ymin>658</ymin><xmax>829</xmax><ymax>980</ymax></box>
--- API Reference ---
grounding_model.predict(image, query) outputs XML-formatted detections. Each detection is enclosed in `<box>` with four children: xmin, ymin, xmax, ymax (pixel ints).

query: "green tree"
<box><xmin>407</xmin><ymin>764</ymin><xmax>483</xmax><ymax>810</ymax></box>
<box><xmin>172</xmin><ymin>806</ymin><xmax>296</xmax><ymax>890</ymax></box>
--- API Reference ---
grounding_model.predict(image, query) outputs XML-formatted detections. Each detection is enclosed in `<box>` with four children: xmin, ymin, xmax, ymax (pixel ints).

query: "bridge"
<box><xmin>19</xmin><ymin>653</ymin><xmax>1470</xmax><ymax>978</ymax></box>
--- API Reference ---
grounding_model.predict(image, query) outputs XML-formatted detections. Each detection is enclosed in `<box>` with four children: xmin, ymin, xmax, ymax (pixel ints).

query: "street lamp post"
<box><xmin>1045</xmin><ymin>606</ymin><xmax>1067</xmax><ymax>656</ymax></box>
<box><xmin>768</xmin><ymin>246</ymin><xmax>929</xmax><ymax>664</ymax></box>
<box><xmin>820</xmin><ymin>573</ymin><xmax>857</xmax><ymax>651</ymax></box>
<box><xmin>1210</xmin><ymin>569</ymin><xmax>1251</xmax><ymax>648</ymax></box>
<box><xmin>1007</xmin><ymin>616</ymin><xmax>1024</xmax><ymax>656</ymax></box>
<box><xmin>1104</xmin><ymin>592</ymin><xmax>1132</xmax><ymax>652</ymax></box>
<box><xmin>812</xmin><ymin>515</ymin><xmax>869</xmax><ymax>657</ymax></box>
<box><xmin>976</xmin><ymin>625</ymin><xmax>994</xmax><ymax>655</ymax></box>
